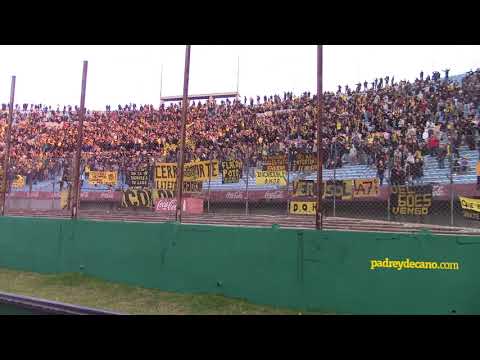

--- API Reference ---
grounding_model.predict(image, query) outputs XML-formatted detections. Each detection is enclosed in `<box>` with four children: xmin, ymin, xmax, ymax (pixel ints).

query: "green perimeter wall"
<box><xmin>0</xmin><ymin>216</ymin><xmax>479</xmax><ymax>314</ymax></box>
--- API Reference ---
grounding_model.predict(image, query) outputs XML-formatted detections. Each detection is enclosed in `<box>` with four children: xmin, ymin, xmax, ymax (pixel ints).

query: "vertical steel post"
<box><xmin>207</xmin><ymin>156</ymin><xmax>212</xmax><ymax>213</ymax></box>
<box><xmin>175</xmin><ymin>45</ymin><xmax>191</xmax><ymax>223</ymax></box>
<box><xmin>245</xmin><ymin>154</ymin><xmax>250</xmax><ymax>216</ymax></box>
<box><xmin>450</xmin><ymin>154</ymin><xmax>454</xmax><ymax>226</ymax></box>
<box><xmin>1</xmin><ymin>76</ymin><xmax>16</xmax><ymax>216</ymax></box>
<box><xmin>316</xmin><ymin>45</ymin><xmax>323</xmax><ymax>230</ymax></box>
<box><xmin>71</xmin><ymin>61</ymin><xmax>88</xmax><ymax>219</ymax></box>
<box><xmin>333</xmin><ymin>142</ymin><xmax>337</xmax><ymax>217</ymax></box>
<box><xmin>286</xmin><ymin>150</ymin><xmax>291</xmax><ymax>215</ymax></box>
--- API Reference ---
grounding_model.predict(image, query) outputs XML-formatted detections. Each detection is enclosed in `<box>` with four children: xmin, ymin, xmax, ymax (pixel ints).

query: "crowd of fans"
<box><xmin>1</xmin><ymin>68</ymin><xmax>480</xmax><ymax>188</ymax></box>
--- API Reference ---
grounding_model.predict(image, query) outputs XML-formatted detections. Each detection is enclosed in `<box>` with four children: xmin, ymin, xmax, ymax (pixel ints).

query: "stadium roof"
<box><xmin>160</xmin><ymin>92</ymin><xmax>239</xmax><ymax>102</ymax></box>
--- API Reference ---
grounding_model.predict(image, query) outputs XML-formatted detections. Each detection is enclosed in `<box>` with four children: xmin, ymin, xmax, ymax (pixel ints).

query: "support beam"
<box><xmin>316</xmin><ymin>45</ymin><xmax>323</xmax><ymax>230</ymax></box>
<box><xmin>71</xmin><ymin>61</ymin><xmax>88</xmax><ymax>219</ymax></box>
<box><xmin>0</xmin><ymin>76</ymin><xmax>16</xmax><ymax>216</ymax></box>
<box><xmin>175</xmin><ymin>45</ymin><xmax>191</xmax><ymax>222</ymax></box>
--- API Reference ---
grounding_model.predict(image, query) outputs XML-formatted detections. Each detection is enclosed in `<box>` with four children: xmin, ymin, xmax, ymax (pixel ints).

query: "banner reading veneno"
<box><xmin>88</xmin><ymin>171</ymin><xmax>118</xmax><ymax>186</ymax></box>
<box><xmin>390</xmin><ymin>185</ymin><xmax>433</xmax><ymax>216</ymax></box>
<box><xmin>155</xmin><ymin>160</ymin><xmax>219</xmax><ymax>186</ymax></box>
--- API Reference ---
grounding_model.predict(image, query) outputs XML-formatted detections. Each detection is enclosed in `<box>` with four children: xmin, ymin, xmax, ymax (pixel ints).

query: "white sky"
<box><xmin>0</xmin><ymin>45</ymin><xmax>479</xmax><ymax>110</ymax></box>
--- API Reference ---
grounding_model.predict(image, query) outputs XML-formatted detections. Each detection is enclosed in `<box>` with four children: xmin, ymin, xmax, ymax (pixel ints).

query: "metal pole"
<box><xmin>387</xmin><ymin>161</ymin><xmax>391</xmax><ymax>221</ymax></box>
<box><xmin>316</xmin><ymin>45</ymin><xmax>323</xmax><ymax>230</ymax></box>
<box><xmin>245</xmin><ymin>155</ymin><xmax>250</xmax><ymax>216</ymax></box>
<box><xmin>52</xmin><ymin>180</ymin><xmax>55</xmax><ymax>210</ymax></box>
<box><xmin>450</xmin><ymin>154</ymin><xmax>454</xmax><ymax>226</ymax></box>
<box><xmin>160</xmin><ymin>64</ymin><xmax>164</xmax><ymax>107</ymax></box>
<box><xmin>1</xmin><ymin>76</ymin><xmax>16</xmax><ymax>216</ymax></box>
<box><xmin>236</xmin><ymin>56</ymin><xmax>240</xmax><ymax>99</ymax></box>
<box><xmin>71</xmin><ymin>61</ymin><xmax>88</xmax><ymax>219</ymax></box>
<box><xmin>175</xmin><ymin>45</ymin><xmax>191</xmax><ymax>223</ymax></box>
<box><xmin>333</xmin><ymin>142</ymin><xmax>337</xmax><ymax>217</ymax></box>
<box><xmin>207</xmin><ymin>156</ymin><xmax>212</xmax><ymax>213</ymax></box>
<box><xmin>286</xmin><ymin>150</ymin><xmax>291</xmax><ymax>215</ymax></box>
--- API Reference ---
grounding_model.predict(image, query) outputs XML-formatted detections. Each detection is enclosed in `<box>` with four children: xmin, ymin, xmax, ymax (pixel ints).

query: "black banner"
<box><xmin>221</xmin><ymin>160</ymin><xmax>242</xmax><ymax>184</ymax></box>
<box><xmin>390</xmin><ymin>185</ymin><xmax>433</xmax><ymax>216</ymax></box>
<box><xmin>262</xmin><ymin>155</ymin><xmax>287</xmax><ymax>171</ymax></box>
<box><xmin>121</xmin><ymin>189</ymin><xmax>174</xmax><ymax>208</ymax></box>
<box><xmin>127</xmin><ymin>170</ymin><xmax>149</xmax><ymax>188</ymax></box>
<box><xmin>291</xmin><ymin>153</ymin><xmax>317</xmax><ymax>172</ymax></box>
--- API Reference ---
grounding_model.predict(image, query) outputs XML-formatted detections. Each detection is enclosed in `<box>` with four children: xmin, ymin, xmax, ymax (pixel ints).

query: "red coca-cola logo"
<box><xmin>265</xmin><ymin>191</ymin><xmax>285</xmax><ymax>199</ymax></box>
<box><xmin>225</xmin><ymin>192</ymin><xmax>244</xmax><ymax>200</ymax></box>
<box><xmin>156</xmin><ymin>199</ymin><xmax>176</xmax><ymax>212</ymax></box>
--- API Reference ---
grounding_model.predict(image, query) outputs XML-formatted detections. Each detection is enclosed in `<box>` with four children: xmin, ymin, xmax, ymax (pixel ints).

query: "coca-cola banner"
<box><xmin>155</xmin><ymin>198</ymin><xmax>176</xmax><ymax>212</ymax></box>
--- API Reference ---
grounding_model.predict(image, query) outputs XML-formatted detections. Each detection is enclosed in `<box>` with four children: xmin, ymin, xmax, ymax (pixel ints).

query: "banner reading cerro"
<box><xmin>289</xmin><ymin>201</ymin><xmax>316</xmax><ymax>215</ymax></box>
<box><xmin>459</xmin><ymin>196</ymin><xmax>480</xmax><ymax>220</ymax></box>
<box><xmin>255</xmin><ymin>170</ymin><xmax>287</xmax><ymax>186</ymax></box>
<box><xmin>155</xmin><ymin>180</ymin><xmax>203</xmax><ymax>193</ymax></box>
<box><xmin>221</xmin><ymin>160</ymin><xmax>242</xmax><ymax>184</ymax></box>
<box><xmin>155</xmin><ymin>160</ymin><xmax>219</xmax><ymax>185</ymax></box>
<box><xmin>121</xmin><ymin>189</ymin><xmax>174</xmax><ymax>208</ymax></box>
<box><xmin>88</xmin><ymin>171</ymin><xmax>118</xmax><ymax>186</ymax></box>
<box><xmin>390</xmin><ymin>185</ymin><xmax>432</xmax><ymax>216</ymax></box>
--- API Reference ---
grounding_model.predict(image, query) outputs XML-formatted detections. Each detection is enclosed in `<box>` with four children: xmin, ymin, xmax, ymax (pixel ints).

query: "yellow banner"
<box><xmin>155</xmin><ymin>180</ymin><xmax>202</xmax><ymax>193</ymax></box>
<box><xmin>88</xmin><ymin>171</ymin><xmax>117</xmax><ymax>186</ymax></box>
<box><xmin>255</xmin><ymin>170</ymin><xmax>287</xmax><ymax>186</ymax></box>
<box><xmin>60</xmin><ymin>190</ymin><xmax>69</xmax><ymax>209</ymax></box>
<box><xmin>459</xmin><ymin>196</ymin><xmax>480</xmax><ymax>213</ymax></box>
<box><xmin>155</xmin><ymin>160</ymin><xmax>219</xmax><ymax>183</ymax></box>
<box><xmin>12</xmin><ymin>175</ymin><xmax>26</xmax><ymax>188</ymax></box>
<box><xmin>353</xmin><ymin>178</ymin><xmax>379</xmax><ymax>198</ymax></box>
<box><xmin>122</xmin><ymin>189</ymin><xmax>175</xmax><ymax>208</ymax></box>
<box><xmin>289</xmin><ymin>201</ymin><xmax>316</xmax><ymax>215</ymax></box>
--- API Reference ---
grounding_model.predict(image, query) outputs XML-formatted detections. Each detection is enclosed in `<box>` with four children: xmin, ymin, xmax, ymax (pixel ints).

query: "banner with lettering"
<box><xmin>324</xmin><ymin>180</ymin><xmax>353</xmax><ymax>200</ymax></box>
<box><xmin>155</xmin><ymin>180</ymin><xmax>203</xmax><ymax>193</ymax></box>
<box><xmin>221</xmin><ymin>160</ymin><xmax>242</xmax><ymax>184</ymax></box>
<box><xmin>88</xmin><ymin>171</ymin><xmax>118</xmax><ymax>186</ymax></box>
<box><xmin>127</xmin><ymin>170</ymin><xmax>149</xmax><ymax>188</ymax></box>
<box><xmin>155</xmin><ymin>160</ymin><xmax>219</xmax><ymax>185</ymax></box>
<box><xmin>291</xmin><ymin>153</ymin><xmax>317</xmax><ymax>172</ymax></box>
<box><xmin>293</xmin><ymin>180</ymin><xmax>316</xmax><ymax>196</ymax></box>
<box><xmin>263</xmin><ymin>155</ymin><xmax>287</xmax><ymax>171</ymax></box>
<box><xmin>255</xmin><ymin>170</ymin><xmax>287</xmax><ymax>186</ymax></box>
<box><xmin>60</xmin><ymin>190</ymin><xmax>69</xmax><ymax>209</ymax></box>
<box><xmin>459</xmin><ymin>196</ymin><xmax>480</xmax><ymax>220</ymax></box>
<box><xmin>390</xmin><ymin>185</ymin><xmax>433</xmax><ymax>216</ymax></box>
<box><xmin>121</xmin><ymin>189</ymin><xmax>174</xmax><ymax>208</ymax></box>
<box><xmin>12</xmin><ymin>175</ymin><xmax>26</xmax><ymax>188</ymax></box>
<box><xmin>353</xmin><ymin>178</ymin><xmax>379</xmax><ymax>198</ymax></box>
<box><xmin>293</xmin><ymin>178</ymin><xmax>378</xmax><ymax>199</ymax></box>
<box><xmin>289</xmin><ymin>201</ymin><xmax>316</xmax><ymax>215</ymax></box>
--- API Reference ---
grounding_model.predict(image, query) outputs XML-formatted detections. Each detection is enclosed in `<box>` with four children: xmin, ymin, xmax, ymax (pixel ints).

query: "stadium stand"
<box><xmin>2</xmin><ymin>68</ymin><xmax>480</xmax><ymax>194</ymax></box>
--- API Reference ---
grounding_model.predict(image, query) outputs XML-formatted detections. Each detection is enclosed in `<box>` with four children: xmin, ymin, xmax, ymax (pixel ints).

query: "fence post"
<box><xmin>286</xmin><ymin>150</ymin><xmax>291</xmax><ymax>215</ymax></box>
<box><xmin>333</xmin><ymin>143</ymin><xmax>337</xmax><ymax>217</ymax></box>
<box><xmin>450</xmin><ymin>155</ymin><xmax>454</xmax><ymax>226</ymax></box>
<box><xmin>207</xmin><ymin>156</ymin><xmax>212</xmax><ymax>213</ymax></box>
<box><xmin>245</xmin><ymin>156</ymin><xmax>250</xmax><ymax>216</ymax></box>
<box><xmin>387</xmin><ymin>162</ymin><xmax>391</xmax><ymax>221</ymax></box>
<box><xmin>51</xmin><ymin>179</ymin><xmax>55</xmax><ymax>210</ymax></box>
